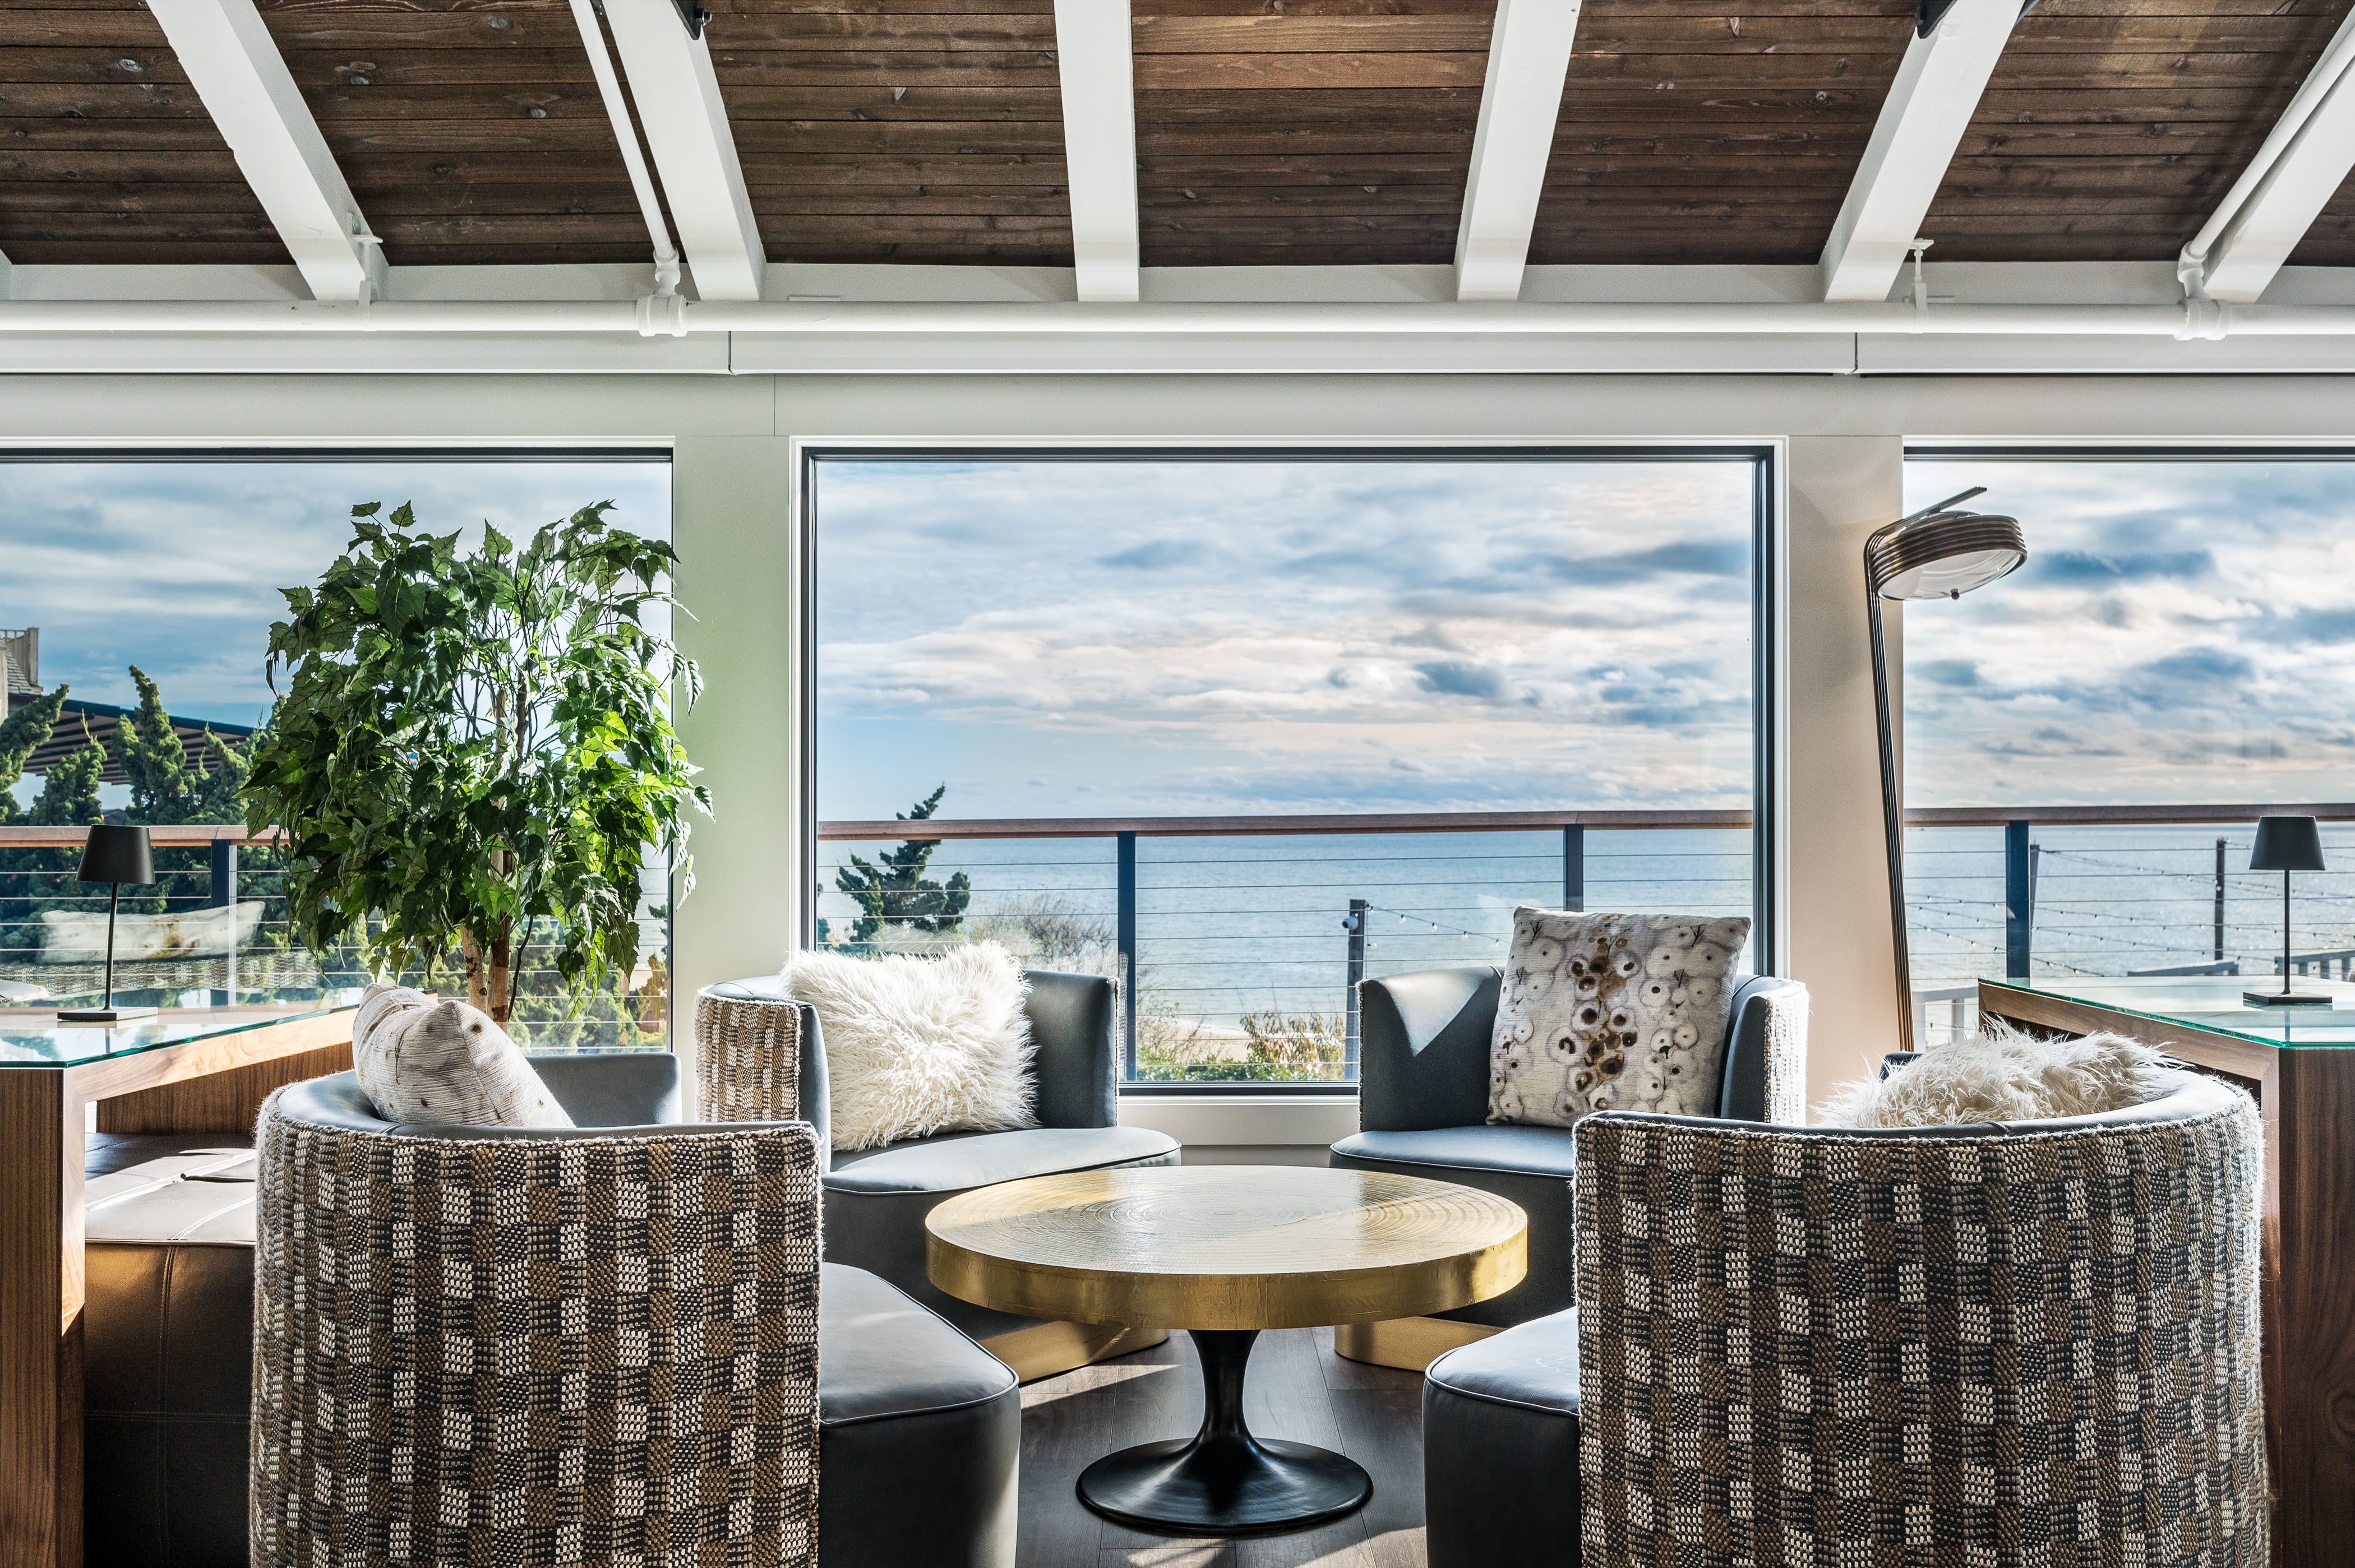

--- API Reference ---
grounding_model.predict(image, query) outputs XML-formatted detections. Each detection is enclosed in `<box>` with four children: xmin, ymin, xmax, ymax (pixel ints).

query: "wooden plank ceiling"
<box><xmin>0</xmin><ymin>1</ymin><xmax>287</xmax><ymax>264</ymax></box>
<box><xmin>2</xmin><ymin>0</ymin><xmax>2353</xmax><ymax>274</ymax></box>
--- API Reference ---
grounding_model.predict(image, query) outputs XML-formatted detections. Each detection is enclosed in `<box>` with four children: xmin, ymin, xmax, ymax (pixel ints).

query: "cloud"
<box><xmin>2033</xmin><ymin>549</ymin><xmax>2215</xmax><ymax>585</ymax></box>
<box><xmin>812</xmin><ymin>457</ymin><xmax>1761</xmax><ymax>815</ymax></box>
<box><xmin>1098</xmin><ymin>539</ymin><xmax>1208</xmax><ymax>570</ymax></box>
<box><xmin>1913</xmin><ymin>658</ymin><xmax>1984</xmax><ymax>688</ymax></box>
<box><xmin>1414</xmin><ymin>661</ymin><xmax>1513</xmax><ymax>701</ymax></box>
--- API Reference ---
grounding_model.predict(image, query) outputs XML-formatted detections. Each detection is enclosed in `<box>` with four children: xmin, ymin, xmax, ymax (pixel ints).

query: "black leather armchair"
<box><xmin>82</xmin><ymin>1053</ymin><xmax>1022</xmax><ymax>1568</ymax></box>
<box><xmin>1327</xmin><ymin>963</ymin><xmax>1807</xmax><ymax>1367</ymax></box>
<box><xmin>699</xmin><ymin>970</ymin><xmax>1181</xmax><ymax>1377</ymax></box>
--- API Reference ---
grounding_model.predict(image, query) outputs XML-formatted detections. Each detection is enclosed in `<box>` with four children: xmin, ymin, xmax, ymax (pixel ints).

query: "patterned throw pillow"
<box><xmin>1488</xmin><ymin>908</ymin><xmax>1752</xmax><ymax>1128</ymax></box>
<box><xmin>352</xmin><ymin>982</ymin><xmax>574</xmax><ymax>1128</ymax></box>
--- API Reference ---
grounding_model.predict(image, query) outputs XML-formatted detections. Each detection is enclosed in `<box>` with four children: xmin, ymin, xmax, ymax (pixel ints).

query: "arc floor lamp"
<box><xmin>1867</xmin><ymin>487</ymin><xmax>2028</xmax><ymax>1052</ymax></box>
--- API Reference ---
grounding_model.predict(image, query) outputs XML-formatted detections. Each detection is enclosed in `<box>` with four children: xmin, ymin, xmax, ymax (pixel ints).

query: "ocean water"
<box><xmin>816</xmin><ymin>821</ymin><xmax>2355</xmax><ymax>1044</ymax></box>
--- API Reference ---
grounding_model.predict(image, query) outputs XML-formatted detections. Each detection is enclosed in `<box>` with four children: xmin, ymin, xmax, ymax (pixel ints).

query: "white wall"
<box><xmin>8</xmin><ymin>369</ymin><xmax>2355</xmax><ymax>1125</ymax></box>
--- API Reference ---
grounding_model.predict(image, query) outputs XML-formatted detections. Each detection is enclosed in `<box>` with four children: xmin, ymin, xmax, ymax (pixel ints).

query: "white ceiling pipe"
<box><xmin>4</xmin><ymin>298</ymin><xmax>2354</xmax><ymax>334</ymax></box>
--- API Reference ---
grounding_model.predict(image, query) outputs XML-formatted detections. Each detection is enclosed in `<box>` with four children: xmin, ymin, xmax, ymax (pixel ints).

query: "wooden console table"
<box><xmin>1980</xmin><ymin>976</ymin><xmax>2355</xmax><ymax>1568</ymax></box>
<box><xmin>0</xmin><ymin>1000</ymin><xmax>357</xmax><ymax>1568</ymax></box>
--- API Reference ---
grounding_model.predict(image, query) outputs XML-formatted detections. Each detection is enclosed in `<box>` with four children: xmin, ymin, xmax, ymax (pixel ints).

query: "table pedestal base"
<box><xmin>1077</xmin><ymin>1329</ymin><xmax>1372</xmax><ymax>1536</ymax></box>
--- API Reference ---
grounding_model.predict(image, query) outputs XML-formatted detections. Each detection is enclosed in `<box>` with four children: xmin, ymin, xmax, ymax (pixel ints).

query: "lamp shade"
<box><xmin>77</xmin><ymin>824</ymin><xmax>154</xmax><ymax>886</ymax></box>
<box><xmin>1865</xmin><ymin>509</ymin><xmax>2029</xmax><ymax>601</ymax></box>
<box><xmin>2250</xmin><ymin>815</ymin><xmax>2326</xmax><ymax>872</ymax></box>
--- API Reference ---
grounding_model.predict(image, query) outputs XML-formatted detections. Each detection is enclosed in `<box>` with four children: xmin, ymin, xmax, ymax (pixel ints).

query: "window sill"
<box><xmin>1116</xmin><ymin>1093</ymin><xmax>1360</xmax><ymax>1149</ymax></box>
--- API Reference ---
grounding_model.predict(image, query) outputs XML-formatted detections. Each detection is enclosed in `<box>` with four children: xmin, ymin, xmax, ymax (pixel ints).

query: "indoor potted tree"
<box><xmin>243</xmin><ymin>500</ymin><xmax>707</xmax><ymax>1025</ymax></box>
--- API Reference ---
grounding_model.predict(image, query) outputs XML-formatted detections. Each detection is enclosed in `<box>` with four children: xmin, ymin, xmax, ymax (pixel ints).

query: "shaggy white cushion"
<box><xmin>1817</xmin><ymin>1016</ymin><xmax>2171</xmax><ymax>1128</ymax></box>
<box><xmin>1488</xmin><ymin>907</ymin><xmax>1752</xmax><ymax>1127</ymax></box>
<box><xmin>785</xmin><ymin>943</ymin><xmax>1037</xmax><ymax>1151</ymax></box>
<box><xmin>351</xmin><ymin>982</ymin><xmax>573</xmax><ymax>1128</ymax></box>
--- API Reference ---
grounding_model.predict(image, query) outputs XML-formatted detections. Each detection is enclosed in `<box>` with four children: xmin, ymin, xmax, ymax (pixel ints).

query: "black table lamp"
<box><xmin>2246</xmin><ymin>815</ymin><xmax>2330</xmax><ymax>1006</ymax></box>
<box><xmin>1865</xmin><ymin>486</ymin><xmax>2029</xmax><ymax>1051</ymax></box>
<box><xmin>58</xmin><ymin>824</ymin><xmax>158</xmax><ymax>1025</ymax></box>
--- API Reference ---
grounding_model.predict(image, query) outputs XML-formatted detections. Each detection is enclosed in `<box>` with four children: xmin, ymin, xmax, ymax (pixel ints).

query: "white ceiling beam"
<box><xmin>601</xmin><ymin>0</ymin><xmax>765</xmax><ymax>302</ymax></box>
<box><xmin>1453</xmin><ymin>0</ymin><xmax>1583</xmax><ymax>303</ymax></box>
<box><xmin>1052</xmin><ymin>0</ymin><xmax>1140</xmax><ymax>303</ymax></box>
<box><xmin>1817</xmin><ymin>0</ymin><xmax>2018</xmax><ymax>303</ymax></box>
<box><xmin>2182</xmin><ymin>15</ymin><xmax>2355</xmax><ymax>303</ymax></box>
<box><xmin>145</xmin><ymin>0</ymin><xmax>383</xmax><ymax>304</ymax></box>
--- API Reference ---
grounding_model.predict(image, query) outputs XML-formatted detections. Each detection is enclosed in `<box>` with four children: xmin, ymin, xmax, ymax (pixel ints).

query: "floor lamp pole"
<box><xmin>1867</xmin><ymin>586</ymin><xmax>1915</xmax><ymax>1054</ymax></box>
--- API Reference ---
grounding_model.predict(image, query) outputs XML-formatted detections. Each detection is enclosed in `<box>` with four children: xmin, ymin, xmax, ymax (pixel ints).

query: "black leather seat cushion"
<box><xmin>824</xmin><ymin>1127</ymin><xmax>1180</xmax><ymax>1339</ymax></box>
<box><xmin>1423</xmin><ymin>1308</ymin><xmax>1582</xmax><ymax>1568</ymax></box>
<box><xmin>1328</xmin><ymin>1127</ymin><xmax>1574</xmax><ymax>1328</ymax></box>
<box><xmin>818</xmin><ymin>1264</ymin><xmax>1019</xmax><ymax>1566</ymax></box>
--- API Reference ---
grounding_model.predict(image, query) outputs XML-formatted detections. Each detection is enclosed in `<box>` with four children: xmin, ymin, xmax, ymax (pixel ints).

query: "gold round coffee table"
<box><xmin>927</xmin><ymin>1164</ymin><xmax>1526</xmax><ymax>1535</ymax></box>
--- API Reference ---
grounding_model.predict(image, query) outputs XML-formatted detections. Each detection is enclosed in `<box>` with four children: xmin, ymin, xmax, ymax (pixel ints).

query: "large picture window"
<box><xmin>2</xmin><ymin>452</ymin><xmax>676</xmax><ymax>1050</ymax></box>
<box><xmin>809</xmin><ymin>450</ymin><xmax>1770</xmax><ymax>1088</ymax></box>
<box><xmin>1900</xmin><ymin>452</ymin><xmax>2355</xmax><ymax>1039</ymax></box>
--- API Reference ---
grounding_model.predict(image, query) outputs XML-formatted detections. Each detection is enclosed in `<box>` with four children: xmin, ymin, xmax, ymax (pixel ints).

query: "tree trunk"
<box><xmin>456</xmin><ymin>923</ymin><xmax>514</xmax><ymax>1024</ymax></box>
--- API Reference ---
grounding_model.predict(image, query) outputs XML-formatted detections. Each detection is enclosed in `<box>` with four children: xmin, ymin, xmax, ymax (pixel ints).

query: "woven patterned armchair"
<box><xmin>244</xmin><ymin>1056</ymin><xmax>1023</xmax><ymax>1568</ymax></box>
<box><xmin>1419</xmin><ymin>1066</ymin><xmax>2270</xmax><ymax>1567</ymax></box>
<box><xmin>250</xmin><ymin>1093</ymin><xmax>825</xmax><ymax>1568</ymax></box>
<box><xmin>698</xmin><ymin>970</ymin><xmax>1181</xmax><ymax>1378</ymax></box>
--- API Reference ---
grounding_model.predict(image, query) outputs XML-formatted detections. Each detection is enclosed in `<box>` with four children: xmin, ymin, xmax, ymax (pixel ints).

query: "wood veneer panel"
<box><xmin>0</xmin><ymin>1070</ymin><xmax>76</xmax><ymax>1568</ymax></box>
<box><xmin>93</xmin><ymin>1040</ymin><xmax>350</xmax><ymax>1134</ymax></box>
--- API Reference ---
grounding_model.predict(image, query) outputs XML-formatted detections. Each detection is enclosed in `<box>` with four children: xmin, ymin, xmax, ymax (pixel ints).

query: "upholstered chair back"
<box><xmin>1573</xmin><ymin>1069</ymin><xmax>2268</xmax><ymax>1566</ymax></box>
<box><xmin>1355</xmin><ymin>966</ymin><xmax>1809</xmax><ymax>1132</ymax></box>
<box><xmin>250</xmin><ymin>1079</ymin><xmax>825</xmax><ymax>1568</ymax></box>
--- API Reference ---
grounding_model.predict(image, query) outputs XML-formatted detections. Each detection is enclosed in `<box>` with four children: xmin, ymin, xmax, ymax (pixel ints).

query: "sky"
<box><xmin>1903</xmin><ymin>459</ymin><xmax>2355</xmax><ymax>807</ymax></box>
<box><xmin>3</xmin><ymin>458</ymin><xmax>669</xmax><ymax>806</ymax></box>
<box><xmin>815</xmin><ymin>457</ymin><xmax>1759</xmax><ymax>820</ymax></box>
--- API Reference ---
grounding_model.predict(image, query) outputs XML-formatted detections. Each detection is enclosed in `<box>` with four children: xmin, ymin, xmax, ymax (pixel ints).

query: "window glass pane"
<box><xmin>2</xmin><ymin>458</ymin><xmax>674</xmax><ymax>1052</ymax></box>
<box><xmin>1900</xmin><ymin>456</ymin><xmax>2355</xmax><ymax>1037</ymax></box>
<box><xmin>813</xmin><ymin>454</ymin><xmax>1762</xmax><ymax>1085</ymax></box>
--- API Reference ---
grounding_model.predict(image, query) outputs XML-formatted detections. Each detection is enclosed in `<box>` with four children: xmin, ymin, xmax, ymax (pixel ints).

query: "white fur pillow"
<box><xmin>352</xmin><ymin>982</ymin><xmax>574</xmax><ymax>1128</ymax></box>
<box><xmin>1817</xmin><ymin>1016</ymin><xmax>2171</xmax><ymax>1128</ymax></box>
<box><xmin>786</xmin><ymin>943</ymin><xmax>1036</xmax><ymax>1151</ymax></box>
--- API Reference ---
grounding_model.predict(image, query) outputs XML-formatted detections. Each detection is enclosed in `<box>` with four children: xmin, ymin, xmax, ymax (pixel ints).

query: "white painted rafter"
<box><xmin>1454</xmin><ymin>0</ymin><xmax>1583</xmax><ymax>303</ymax></box>
<box><xmin>145</xmin><ymin>0</ymin><xmax>384</xmax><ymax>303</ymax></box>
<box><xmin>601</xmin><ymin>0</ymin><xmax>766</xmax><ymax>302</ymax></box>
<box><xmin>1051</xmin><ymin>0</ymin><xmax>1140</xmax><ymax>303</ymax></box>
<box><xmin>2181</xmin><ymin>12</ymin><xmax>2355</xmax><ymax>304</ymax></box>
<box><xmin>1817</xmin><ymin>0</ymin><xmax>2017</xmax><ymax>303</ymax></box>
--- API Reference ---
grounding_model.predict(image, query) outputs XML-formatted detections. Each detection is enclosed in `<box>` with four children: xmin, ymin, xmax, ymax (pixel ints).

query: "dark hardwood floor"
<box><xmin>1017</xmin><ymin>1329</ymin><xmax>1429</xmax><ymax>1567</ymax></box>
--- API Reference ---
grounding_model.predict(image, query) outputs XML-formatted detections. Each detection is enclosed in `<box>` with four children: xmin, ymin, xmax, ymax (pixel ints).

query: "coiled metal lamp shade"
<box><xmin>1865</xmin><ymin>508</ymin><xmax>2028</xmax><ymax>601</ymax></box>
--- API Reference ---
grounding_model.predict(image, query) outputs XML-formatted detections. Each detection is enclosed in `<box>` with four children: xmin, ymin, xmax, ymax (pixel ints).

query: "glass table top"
<box><xmin>0</xmin><ymin>987</ymin><xmax>362</xmax><ymax>1068</ymax></box>
<box><xmin>1984</xmin><ymin>974</ymin><xmax>2355</xmax><ymax>1049</ymax></box>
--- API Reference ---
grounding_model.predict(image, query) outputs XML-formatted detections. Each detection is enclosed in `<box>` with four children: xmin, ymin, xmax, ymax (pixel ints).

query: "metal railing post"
<box><xmin>1563</xmin><ymin>824</ymin><xmax>1585</xmax><ymax>912</ymax></box>
<box><xmin>2214</xmin><ymin>838</ymin><xmax>2227</xmax><ymax>961</ymax></box>
<box><xmin>210</xmin><ymin>837</ymin><xmax>237</xmax><ymax>1006</ymax></box>
<box><xmin>1342</xmin><ymin>898</ymin><xmax>1367</xmax><ymax>1079</ymax></box>
<box><xmin>2005</xmin><ymin>820</ymin><xmax>2033</xmax><ymax>979</ymax></box>
<box><xmin>1117</xmin><ymin>831</ymin><xmax>1138</xmax><ymax>1081</ymax></box>
<box><xmin>209</xmin><ymin>838</ymin><xmax>236</xmax><ymax>908</ymax></box>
